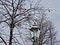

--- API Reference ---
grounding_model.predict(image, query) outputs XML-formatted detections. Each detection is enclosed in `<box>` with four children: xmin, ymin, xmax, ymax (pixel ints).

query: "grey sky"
<box><xmin>0</xmin><ymin>0</ymin><xmax>60</xmax><ymax>45</ymax></box>
<box><xmin>42</xmin><ymin>0</ymin><xmax>60</xmax><ymax>40</ymax></box>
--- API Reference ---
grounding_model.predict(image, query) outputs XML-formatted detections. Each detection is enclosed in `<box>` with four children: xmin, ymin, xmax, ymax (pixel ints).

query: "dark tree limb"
<box><xmin>0</xmin><ymin>36</ymin><xmax>7</xmax><ymax>45</ymax></box>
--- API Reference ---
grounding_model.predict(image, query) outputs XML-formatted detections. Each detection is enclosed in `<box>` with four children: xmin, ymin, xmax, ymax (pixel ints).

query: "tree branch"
<box><xmin>0</xmin><ymin>36</ymin><xmax>7</xmax><ymax>45</ymax></box>
<box><xmin>0</xmin><ymin>0</ymin><xmax>11</xmax><ymax>17</ymax></box>
<box><xmin>14</xmin><ymin>8</ymin><xmax>35</xmax><ymax>18</ymax></box>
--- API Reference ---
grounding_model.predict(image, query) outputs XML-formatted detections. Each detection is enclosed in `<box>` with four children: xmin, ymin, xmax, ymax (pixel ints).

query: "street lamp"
<box><xmin>29</xmin><ymin>25</ymin><xmax>40</xmax><ymax>42</ymax></box>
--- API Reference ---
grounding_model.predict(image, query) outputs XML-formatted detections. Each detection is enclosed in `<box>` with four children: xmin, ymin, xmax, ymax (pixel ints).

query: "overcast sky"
<box><xmin>42</xmin><ymin>0</ymin><xmax>60</xmax><ymax>40</ymax></box>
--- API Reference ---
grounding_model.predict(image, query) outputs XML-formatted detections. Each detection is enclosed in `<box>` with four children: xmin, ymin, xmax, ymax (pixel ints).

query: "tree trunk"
<box><xmin>9</xmin><ymin>27</ymin><xmax>13</xmax><ymax>45</ymax></box>
<box><xmin>9</xmin><ymin>18</ymin><xmax>14</xmax><ymax>45</ymax></box>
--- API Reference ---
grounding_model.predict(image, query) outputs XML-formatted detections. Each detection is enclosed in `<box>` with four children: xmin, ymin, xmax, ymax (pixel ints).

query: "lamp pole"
<box><xmin>29</xmin><ymin>25</ymin><xmax>40</xmax><ymax>45</ymax></box>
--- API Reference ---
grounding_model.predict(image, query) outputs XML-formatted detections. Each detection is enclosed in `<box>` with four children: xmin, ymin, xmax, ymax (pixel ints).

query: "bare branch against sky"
<box><xmin>0</xmin><ymin>0</ymin><xmax>59</xmax><ymax>45</ymax></box>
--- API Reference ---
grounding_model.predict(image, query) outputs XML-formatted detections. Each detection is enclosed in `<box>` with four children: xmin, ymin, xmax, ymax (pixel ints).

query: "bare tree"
<box><xmin>36</xmin><ymin>17</ymin><xmax>56</xmax><ymax>45</ymax></box>
<box><xmin>0</xmin><ymin>0</ymin><xmax>56</xmax><ymax>45</ymax></box>
<box><xmin>0</xmin><ymin>0</ymin><xmax>34</xmax><ymax>45</ymax></box>
<box><xmin>29</xmin><ymin>11</ymin><xmax>57</xmax><ymax>45</ymax></box>
<box><xmin>0</xmin><ymin>0</ymin><xmax>45</xmax><ymax>45</ymax></box>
